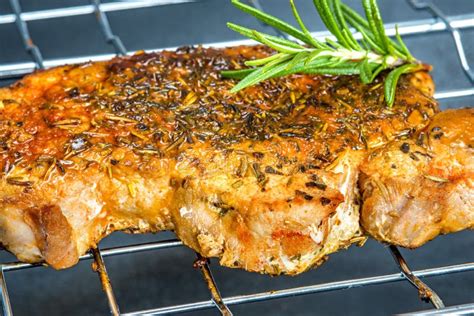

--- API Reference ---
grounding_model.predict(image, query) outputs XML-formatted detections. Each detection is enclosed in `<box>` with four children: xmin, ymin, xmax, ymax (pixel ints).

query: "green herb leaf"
<box><xmin>245</xmin><ymin>53</ymin><xmax>289</xmax><ymax>67</ymax></box>
<box><xmin>384</xmin><ymin>63</ymin><xmax>421</xmax><ymax>107</ymax></box>
<box><xmin>359</xmin><ymin>58</ymin><xmax>373</xmax><ymax>84</ymax></box>
<box><xmin>252</xmin><ymin>30</ymin><xmax>306</xmax><ymax>54</ymax></box>
<box><xmin>230</xmin><ymin>55</ymin><xmax>293</xmax><ymax>92</ymax></box>
<box><xmin>395</xmin><ymin>24</ymin><xmax>414</xmax><ymax>61</ymax></box>
<box><xmin>363</xmin><ymin>0</ymin><xmax>391</xmax><ymax>54</ymax></box>
<box><xmin>221</xmin><ymin>68</ymin><xmax>257</xmax><ymax>79</ymax></box>
<box><xmin>333</xmin><ymin>0</ymin><xmax>361</xmax><ymax>50</ymax></box>
<box><xmin>290</xmin><ymin>0</ymin><xmax>325</xmax><ymax>49</ymax></box>
<box><xmin>231</xmin><ymin>0</ymin><xmax>311</xmax><ymax>46</ymax></box>
<box><xmin>227</xmin><ymin>23</ymin><xmax>304</xmax><ymax>49</ymax></box>
<box><xmin>313</xmin><ymin>0</ymin><xmax>350</xmax><ymax>48</ymax></box>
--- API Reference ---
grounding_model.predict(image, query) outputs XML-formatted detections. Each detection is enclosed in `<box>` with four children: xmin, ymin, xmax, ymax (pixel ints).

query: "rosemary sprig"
<box><xmin>222</xmin><ymin>0</ymin><xmax>422</xmax><ymax>107</ymax></box>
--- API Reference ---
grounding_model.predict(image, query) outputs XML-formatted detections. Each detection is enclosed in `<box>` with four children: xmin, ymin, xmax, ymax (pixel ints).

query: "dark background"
<box><xmin>0</xmin><ymin>0</ymin><xmax>473</xmax><ymax>315</ymax></box>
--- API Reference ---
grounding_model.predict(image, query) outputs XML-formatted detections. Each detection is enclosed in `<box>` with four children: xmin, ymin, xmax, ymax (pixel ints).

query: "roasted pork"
<box><xmin>0</xmin><ymin>46</ymin><xmax>439</xmax><ymax>274</ymax></box>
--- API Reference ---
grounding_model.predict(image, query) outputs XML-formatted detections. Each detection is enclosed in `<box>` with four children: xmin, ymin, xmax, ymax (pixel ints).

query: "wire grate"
<box><xmin>409</xmin><ymin>0</ymin><xmax>474</xmax><ymax>82</ymax></box>
<box><xmin>91</xmin><ymin>0</ymin><xmax>127</xmax><ymax>56</ymax></box>
<box><xmin>0</xmin><ymin>0</ymin><xmax>196</xmax><ymax>24</ymax></box>
<box><xmin>8</xmin><ymin>0</ymin><xmax>44</xmax><ymax>69</ymax></box>
<box><xmin>91</xmin><ymin>247</ymin><xmax>121</xmax><ymax>316</ymax></box>
<box><xmin>388</xmin><ymin>246</ymin><xmax>444</xmax><ymax>309</ymax></box>
<box><xmin>0</xmin><ymin>0</ymin><xmax>473</xmax><ymax>315</ymax></box>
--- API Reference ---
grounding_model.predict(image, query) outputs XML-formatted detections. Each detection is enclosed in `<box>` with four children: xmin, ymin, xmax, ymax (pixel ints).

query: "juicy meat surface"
<box><xmin>0</xmin><ymin>45</ymin><xmax>438</xmax><ymax>274</ymax></box>
<box><xmin>360</xmin><ymin>108</ymin><xmax>474</xmax><ymax>247</ymax></box>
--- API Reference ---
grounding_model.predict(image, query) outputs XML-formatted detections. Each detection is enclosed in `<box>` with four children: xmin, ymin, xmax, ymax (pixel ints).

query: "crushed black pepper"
<box><xmin>400</xmin><ymin>142</ymin><xmax>410</xmax><ymax>153</ymax></box>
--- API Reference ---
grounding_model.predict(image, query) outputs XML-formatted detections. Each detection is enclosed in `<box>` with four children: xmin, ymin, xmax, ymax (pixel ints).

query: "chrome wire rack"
<box><xmin>0</xmin><ymin>0</ymin><xmax>473</xmax><ymax>315</ymax></box>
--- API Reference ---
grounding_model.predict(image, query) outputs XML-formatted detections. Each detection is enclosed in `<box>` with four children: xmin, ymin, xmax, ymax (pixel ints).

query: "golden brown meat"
<box><xmin>0</xmin><ymin>46</ymin><xmax>437</xmax><ymax>274</ymax></box>
<box><xmin>360</xmin><ymin>108</ymin><xmax>473</xmax><ymax>248</ymax></box>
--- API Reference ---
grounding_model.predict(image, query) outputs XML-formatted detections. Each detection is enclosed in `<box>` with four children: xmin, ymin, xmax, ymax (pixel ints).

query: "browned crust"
<box><xmin>360</xmin><ymin>108</ymin><xmax>474</xmax><ymax>248</ymax></box>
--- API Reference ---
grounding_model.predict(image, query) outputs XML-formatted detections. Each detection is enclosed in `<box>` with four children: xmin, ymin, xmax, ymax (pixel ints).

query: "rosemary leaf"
<box><xmin>227</xmin><ymin>23</ymin><xmax>304</xmax><ymax>49</ymax></box>
<box><xmin>333</xmin><ymin>0</ymin><xmax>361</xmax><ymax>50</ymax></box>
<box><xmin>369</xmin><ymin>63</ymin><xmax>386</xmax><ymax>82</ymax></box>
<box><xmin>276</xmin><ymin>62</ymin><xmax>361</xmax><ymax>77</ymax></box>
<box><xmin>306</xmin><ymin>56</ymin><xmax>335</xmax><ymax>68</ymax></box>
<box><xmin>221</xmin><ymin>68</ymin><xmax>256</xmax><ymax>79</ymax></box>
<box><xmin>325</xmin><ymin>37</ymin><xmax>344</xmax><ymax>49</ymax></box>
<box><xmin>363</xmin><ymin>0</ymin><xmax>393</xmax><ymax>54</ymax></box>
<box><xmin>300</xmin><ymin>66</ymin><xmax>361</xmax><ymax>76</ymax></box>
<box><xmin>231</xmin><ymin>0</ymin><xmax>311</xmax><ymax>46</ymax></box>
<box><xmin>231</xmin><ymin>55</ymin><xmax>293</xmax><ymax>92</ymax></box>
<box><xmin>285</xmin><ymin>51</ymin><xmax>310</xmax><ymax>70</ymax></box>
<box><xmin>341</xmin><ymin>3</ymin><xmax>370</xmax><ymax>30</ymax></box>
<box><xmin>343</xmin><ymin>3</ymin><xmax>407</xmax><ymax>57</ymax></box>
<box><xmin>384</xmin><ymin>63</ymin><xmax>421</xmax><ymax>107</ymax></box>
<box><xmin>290</xmin><ymin>0</ymin><xmax>325</xmax><ymax>49</ymax></box>
<box><xmin>342</xmin><ymin>28</ymin><xmax>361</xmax><ymax>51</ymax></box>
<box><xmin>395</xmin><ymin>25</ymin><xmax>414</xmax><ymax>61</ymax></box>
<box><xmin>314</xmin><ymin>0</ymin><xmax>350</xmax><ymax>48</ymax></box>
<box><xmin>359</xmin><ymin>58</ymin><xmax>374</xmax><ymax>84</ymax></box>
<box><xmin>252</xmin><ymin>30</ymin><xmax>306</xmax><ymax>54</ymax></box>
<box><xmin>305</xmin><ymin>49</ymin><xmax>331</xmax><ymax>65</ymax></box>
<box><xmin>343</xmin><ymin>13</ymin><xmax>385</xmax><ymax>54</ymax></box>
<box><xmin>245</xmin><ymin>52</ymin><xmax>289</xmax><ymax>67</ymax></box>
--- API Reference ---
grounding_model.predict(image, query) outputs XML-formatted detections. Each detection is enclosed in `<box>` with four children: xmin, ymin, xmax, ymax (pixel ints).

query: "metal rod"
<box><xmin>91</xmin><ymin>0</ymin><xmax>127</xmax><ymax>56</ymax></box>
<box><xmin>0</xmin><ymin>0</ymin><xmax>196</xmax><ymax>24</ymax></box>
<box><xmin>434</xmin><ymin>88</ymin><xmax>474</xmax><ymax>100</ymax></box>
<box><xmin>0</xmin><ymin>13</ymin><xmax>473</xmax><ymax>79</ymax></box>
<box><xmin>400</xmin><ymin>303</ymin><xmax>474</xmax><ymax>315</ymax></box>
<box><xmin>8</xmin><ymin>0</ymin><xmax>44</xmax><ymax>69</ymax></box>
<box><xmin>388</xmin><ymin>246</ymin><xmax>445</xmax><ymax>309</ymax></box>
<box><xmin>121</xmin><ymin>261</ymin><xmax>474</xmax><ymax>315</ymax></box>
<box><xmin>2</xmin><ymin>239</ymin><xmax>183</xmax><ymax>272</ymax></box>
<box><xmin>0</xmin><ymin>268</ymin><xmax>12</xmax><ymax>316</ymax></box>
<box><xmin>194</xmin><ymin>254</ymin><xmax>233</xmax><ymax>316</ymax></box>
<box><xmin>409</xmin><ymin>0</ymin><xmax>474</xmax><ymax>82</ymax></box>
<box><xmin>91</xmin><ymin>247</ymin><xmax>121</xmax><ymax>316</ymax></box>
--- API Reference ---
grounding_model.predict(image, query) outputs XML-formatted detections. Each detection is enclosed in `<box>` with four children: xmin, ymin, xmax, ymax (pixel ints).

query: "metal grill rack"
<box><xmin>0</xmin><ymin>0</ymin><xmax>473</xmax><ymax>315</ymax></box>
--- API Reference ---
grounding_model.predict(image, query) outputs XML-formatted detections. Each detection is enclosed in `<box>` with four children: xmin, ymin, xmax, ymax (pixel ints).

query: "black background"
<box><xmin>0</xmin><ymin>0</ymin><xmax>473</xmax><ymax>315</ymax></box>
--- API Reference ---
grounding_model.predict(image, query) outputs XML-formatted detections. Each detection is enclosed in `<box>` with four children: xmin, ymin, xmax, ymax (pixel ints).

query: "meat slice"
<box><xmin>360</xmin><ymin>108</ymin><xmax>474</xmax><ymax>248</ymax></box>
<box><xmin>0</xmin><ymin>46</ymin><xmax>437</xmax><ymax>274</ymax></box>
<box><xmin>171</xmin><ymin>146</ymin><xmax>364</xmax><ymax>274</ymax></box>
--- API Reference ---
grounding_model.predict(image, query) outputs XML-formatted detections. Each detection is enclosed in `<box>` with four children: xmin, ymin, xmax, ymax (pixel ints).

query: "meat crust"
<box><xmin>0</xmin><ymin>45</ymin><xmax>438</xmax><ymax>274</ymax></box>
<box><xmin>360</xmin><ymin>108</ymin><xmax>474</xmax><ymax>247</ymax></box>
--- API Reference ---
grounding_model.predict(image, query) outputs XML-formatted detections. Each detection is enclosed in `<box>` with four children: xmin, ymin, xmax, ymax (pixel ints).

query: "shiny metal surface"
<box><xmin>401</xmin><ymin>303</ymin><xmax>474</xmax><ymax>315</ymax></box>
<box><xmin>91</xmin><ymin>247</ymin><xmax>121</xmax><ymax>316</ymax></box>
<box><xmin>0</xmin><ymin>0</ymin><xmax>195</xmax><ymax>24</ymax></box>
<box><xmin>389</xmin><ymin>246</ymin><xmax>444</xmax><ymax>309</ymax></box>
<box><xmin>0</xmin><ymin>268</ymin><xmax>12</xmax><ymax>316</ymax></box>
<box><xmin>434</xmin><ymin>88</ymin><xmax>474</xmax><ymax>99</ymax></box>
<box><xmin>2</xmin><ymin>239</ymin><xmax>184</xmax><ymax>272</ymax></box>
<box><xmin>121</xmin><ymin>261</ymin><xmax>474</xmax><ymax>315</ymax></box>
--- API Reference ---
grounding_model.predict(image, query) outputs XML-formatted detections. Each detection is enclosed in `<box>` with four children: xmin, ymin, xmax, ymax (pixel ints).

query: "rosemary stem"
<box><xmin>225</xmin><ymin>0</ymin><xmax>421</xmax><ymax>107</ymax></box>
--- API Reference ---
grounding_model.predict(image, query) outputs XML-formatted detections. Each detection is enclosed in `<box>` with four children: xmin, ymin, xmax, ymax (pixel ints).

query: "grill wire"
<box><xmin>0</xmin><ymin>0</ymin><xmax>473</xmax><ymax>315</ymax></box>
